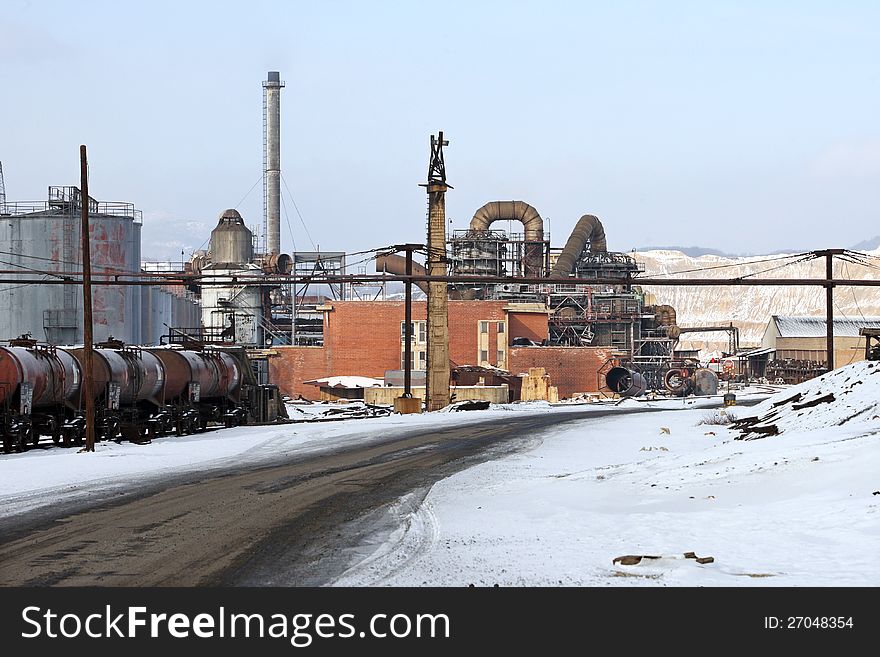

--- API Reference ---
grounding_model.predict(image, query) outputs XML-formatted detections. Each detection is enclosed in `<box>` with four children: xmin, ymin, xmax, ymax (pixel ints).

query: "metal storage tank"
<box><xmin>0</xmin><ymin>186</ymin><xmax>142</xmax><ymax>345</ymax></box>
<box><xmin>208</xmin><ymin>209</ymin><xmax>254</xmax><ymax>266</ymax></box>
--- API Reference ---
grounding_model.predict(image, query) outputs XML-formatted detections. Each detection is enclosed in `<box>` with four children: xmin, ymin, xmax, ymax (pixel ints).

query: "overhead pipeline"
<box><xmin>375</xmin><ymin>254</ymin><xmax>429</xmax><ymax>294</ymax></box>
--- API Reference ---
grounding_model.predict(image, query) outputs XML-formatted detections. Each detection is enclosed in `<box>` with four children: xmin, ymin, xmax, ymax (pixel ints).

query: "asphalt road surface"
<box><xmin>0</xmin><ymin>404</ymin><xmax>745</xmax><ymax>586</ymax></box>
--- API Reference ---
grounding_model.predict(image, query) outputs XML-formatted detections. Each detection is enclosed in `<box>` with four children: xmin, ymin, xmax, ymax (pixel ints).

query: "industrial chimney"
<box><xmin>263</xmin><ymin>71</ymin><xmax>284</xmax><ymax>255</ymax></box>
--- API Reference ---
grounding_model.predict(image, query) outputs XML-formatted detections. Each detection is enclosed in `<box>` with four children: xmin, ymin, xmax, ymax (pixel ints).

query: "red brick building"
<box><xmin>269</xmin><ymin>300</ymin><xmax>612</xmax><ymax>400</ymax></box>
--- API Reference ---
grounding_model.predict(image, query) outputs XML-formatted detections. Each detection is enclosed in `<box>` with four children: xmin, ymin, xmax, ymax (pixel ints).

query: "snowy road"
<box><xmin>0</xmin><ymin>402</ymin><xmax>708</xmax><ymax>586</ymax></box>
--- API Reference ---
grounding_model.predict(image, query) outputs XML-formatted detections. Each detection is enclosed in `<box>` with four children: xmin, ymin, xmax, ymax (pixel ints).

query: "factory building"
<box><xmin>752</xmin><ymin>315</ymin><xmax>880</xmax><ymax>382</ymax></box>
<box><xmin>269</xmin><ymin>300</ymin><xmax>614</xmax><ymax>400</ymax></box>
<box><xmin>271</xmin><ymin>198</ymin><xmax>690</xmax><ymax>402</ymax></box>
<box><xmin>0</xmin><ymin>186</ymin><xmax>198</xmax><ymax>345</ymax></box>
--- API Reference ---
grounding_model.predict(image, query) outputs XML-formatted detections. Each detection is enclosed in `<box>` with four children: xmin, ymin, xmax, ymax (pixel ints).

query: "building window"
<box><xmin>479</xmin><ymin>321</ymin><xmax>489</xmax><ymax>334</ymax></box>
<box><xmin>418</xmin><ymin>351</ymin><xmax>426</xmax><ymax>369</ymax></box>
<box><xmin>401</xmin><ymin>321</ymin><xmax>427</xmax><ymax>343</ymax></box>
<box><xmin>480</xmin><ymin>349</ymin><xmax>489</xmax><ymax>363</ymax></box>
<box><xmin>497</xmin><ymin>322</ymin><xmax>505</xmax><ymax>333</ymax></box>
<box><xmin>497</xmin><ymin>349</ymin><xmax>505</xmax><ymax>363</ymax></box>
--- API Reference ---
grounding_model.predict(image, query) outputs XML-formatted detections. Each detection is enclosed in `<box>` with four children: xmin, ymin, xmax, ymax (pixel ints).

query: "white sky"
<box><xmin>3</xmin><ymin>1</ymin><xmax>879</xmax><ymax>259</ymax></box>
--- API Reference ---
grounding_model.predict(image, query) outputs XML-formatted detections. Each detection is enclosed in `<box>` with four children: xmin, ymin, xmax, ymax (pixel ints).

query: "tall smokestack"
<box><xmin>263</xmin><ymin>71</ymin><xmax>284</xmax><ymax>255</ymax></box>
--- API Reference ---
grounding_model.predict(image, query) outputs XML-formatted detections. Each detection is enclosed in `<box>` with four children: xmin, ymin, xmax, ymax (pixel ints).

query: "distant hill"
<box><xmin>851</xmin><ymin>236</ymin><xmax>880</xmax><ymax>250</ymax></box>
<box><xmin>633</xmin><ymin>246</ymin><xmax>736</xmax><ymax>257</ymax></box>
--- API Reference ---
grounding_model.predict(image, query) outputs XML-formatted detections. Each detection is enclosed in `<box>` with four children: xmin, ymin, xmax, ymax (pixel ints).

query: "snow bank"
<box><xmin>334</xmin><ymin>404</ymin><xmax>880</xmax><ymax>587</ymax></box>
<box><xmin>734</xmin><ymin>360</ymin><xmax>880</xmax><ymax>438</ymax></box>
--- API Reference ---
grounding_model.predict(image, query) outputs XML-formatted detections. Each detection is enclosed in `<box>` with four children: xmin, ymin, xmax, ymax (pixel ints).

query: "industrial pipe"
<box><xmin>375</xmin><ymin>254</ymin><xmax>429</xmax><ymax>294</ymax></box>
<box><xmin>549</xmin><ymin>214</ymin><xmax>607</xmax><ymax>278</ymax></box>
<box><xmin>469</xmin><ymin>201</ymin><xmax>545</xmax><ymax>277</ymax></box>
<box><xmin>605</xmin><ymin>366</ymin><xmax>647</xmax><ymax>397</ymax></box>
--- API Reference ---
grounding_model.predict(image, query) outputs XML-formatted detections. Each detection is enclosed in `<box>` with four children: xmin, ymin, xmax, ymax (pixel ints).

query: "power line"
<box><xmin>234</xmin><ymin>175</ymin><xmax>264</xmax><ymax>210</ymax></box>
<box><xmin>646</xmin><ymin>251</ymin><xmax>810</xmax><ymax>277</ymax></box>
<box><xmin>280</xmin><ymin>174</ymin><xmax>316</xmax><ymax>250</ymax></box>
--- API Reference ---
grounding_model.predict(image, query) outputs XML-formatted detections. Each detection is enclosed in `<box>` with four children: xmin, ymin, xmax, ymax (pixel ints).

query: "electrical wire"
<box><xmin>280</xmin><ymin>174</ymin><xmax>316</xmax><ymax>250</ymax></box>
<box><xmin>735</xmin><ymin>253</ymin><xmax>817</xmax><ymax>279</ymax></box>
<box><xmin>234</xmin><ymin>175</ymin><xmax>264</xmax><ymax>210</ymax></box>
<box><xmin>844</xmin><ymin>262</ymin><xmax>868</xmax><ymax>322</ymax></box>
<box><xmin>279</xmin><ymin>192</ymin><xmax>298</xmax><ymax>253</ymax></box>
<box><xmin>651</xmin><ymin>251</ymin><xmax>810</xmax><ymax>277</ymax></box>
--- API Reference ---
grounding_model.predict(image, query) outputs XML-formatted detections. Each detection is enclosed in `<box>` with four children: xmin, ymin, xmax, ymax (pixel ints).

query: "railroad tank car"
<box><xmin>147</xmin><ymin>347</ymin><xmax>246</xmax><ymax>434</ymax></box>
<box><xmin>1</xmin><ymin>336</ymin><xmax>251</xmax><ymax>453</ymax></box>
<box><xmin>0</xmin><ymin>339</ymin><xmax>81</xmax><ymax>452</ymax></box>
<box><xmin>67</xmin><ymin>341</ymin><xmax>168</xmax><ymax>442</ymax></box>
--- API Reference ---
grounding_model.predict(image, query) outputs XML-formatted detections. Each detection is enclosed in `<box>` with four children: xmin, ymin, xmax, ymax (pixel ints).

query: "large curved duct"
<box><xmin>549</xmin><ymin>214</ymin><xmax>607</xmax><ymax>278</ymax></box>
<box><xmin>605</xmin><ymin>367</ymin><xmax>647</xmax><ymax>397</ymax></box>
<box><xmin>375</xmin><ymin>254</ymin><xmax>429</xmax><ymax>294</ymax></box>
<box><xmin>469</xmin><ymin>201</ymin><xmax>545</xmax><ymax>277</ymax></box>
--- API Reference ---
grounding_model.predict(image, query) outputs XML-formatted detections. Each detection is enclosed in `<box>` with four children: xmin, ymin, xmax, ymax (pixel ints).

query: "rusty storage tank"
<box><xmin>692</xmin><ymin>368</ymin><xmax>719</xmax><ymax>396</ymax></box>
<box><xmin>0</xmin><ymin>186</ymin><xmax>142</xmax><ymax>345</ymax></box>
<box><xmin>148</xmin><ymin>348</ymin><xmax>242</xmax><ymax>402</ymax></box>
<box><xmin>0</xmin><ymin>345</ymin><xmax>81</xmax><ymax>409</ymax></box>
<box><xmin>605</xmin><ymin>367</ymin><xmax>647</xmax><ymax>397</ymax></box>
<box><xmin>67</xmin><ymin>345</ymin><xmax>165</xmax><ymax>406</ymax></box>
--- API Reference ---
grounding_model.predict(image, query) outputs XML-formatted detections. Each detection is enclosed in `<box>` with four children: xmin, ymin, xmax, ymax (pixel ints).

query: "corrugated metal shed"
<box><xmin>773</xmin><ymin>316</ymin><xmax>880</xmax><ymax>338</ymax></box>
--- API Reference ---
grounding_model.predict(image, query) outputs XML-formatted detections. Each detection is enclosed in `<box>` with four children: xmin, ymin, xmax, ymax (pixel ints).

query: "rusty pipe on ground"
<box><xmin>469</xmin><ymin>201</ymin><xmax>544</xmax><ymax>277</ymax></box>
<box><xmin>605</xmin><ymin>366</ymin><xmax>647</xmax><ymax>397</ymax></box>
<box><xmin>375</xmin><ymin>254</ymin><xmax>429</xmax><ymax>294</ymax></box>
<box><xmin>549</xmin><ymin>214</ymin><xmax>607</xmax><ymax>278</ymax></box>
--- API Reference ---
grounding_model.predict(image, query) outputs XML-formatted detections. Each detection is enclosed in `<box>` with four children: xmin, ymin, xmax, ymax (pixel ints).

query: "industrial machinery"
<box><xmin>442</xmin><ymin>201</ymin><xmax>693</xmax><ymax>396</ymax></box>
<box><xmin>0</xmin><ymin>335</ymin><xmax>285</xmax><ymax>453</ymax></box>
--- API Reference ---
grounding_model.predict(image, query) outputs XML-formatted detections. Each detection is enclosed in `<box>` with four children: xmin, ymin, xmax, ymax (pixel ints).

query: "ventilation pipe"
<box><xmin>375</xmin><ymin>254</ymin><xmax>429</xmax><ymax>294</ymax></box>
<box><xmin>605</xmin><ymin>367</ymin><xmax>647</xmax><ymax>397</ymax></box>
<box><xmin>549</xmin><ymin>214</ymin><xmax>607</xmax><ymax>278</ymax></box>
<box><xmin>469</xmin><ymin>201</ymin><xmax>545</xmax><ymax>277</ymax></box>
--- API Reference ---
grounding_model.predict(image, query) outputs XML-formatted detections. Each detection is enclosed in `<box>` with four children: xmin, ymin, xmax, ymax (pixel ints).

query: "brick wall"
<box><xmin>270</xmin><ymin>300</ymin><xmax>508</xmax><ymax>400</ymax></box>
<box><xmin>269</xmin><ymin>300</ymin><xmax>611</xmax><ymax>400</ymax></box>
<box><xmin>507</xmin><ymin>311</ymin><xmax>549</xmax><ymax>344</ymax></box>
<box><xmin>508</xmin><ymin>346</ymin><xmax>613</xmax><ymax>397</ymax></box>
<box><xmin>269</xmin><ymin>346</ymin><xmax>328</xmax><ymax>400</ymax></box>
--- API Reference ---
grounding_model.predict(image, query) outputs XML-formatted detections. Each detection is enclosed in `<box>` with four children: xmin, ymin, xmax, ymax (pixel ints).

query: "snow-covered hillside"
<box><xmin>735</xmin><ymin>359</ymin><xmax>880</xmax><ymax>438</ymax></box>
<box><xmin>634</xmin><ymin>248</ymin><xmax>880</xmax><ymax>353</ymax></box>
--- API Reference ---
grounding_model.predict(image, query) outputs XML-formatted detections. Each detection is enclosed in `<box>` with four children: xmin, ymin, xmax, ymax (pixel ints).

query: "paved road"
<box><xmin>0</xmin><ymin>404</ymin><xmax>746</xmax><ymax>586</ymax></box>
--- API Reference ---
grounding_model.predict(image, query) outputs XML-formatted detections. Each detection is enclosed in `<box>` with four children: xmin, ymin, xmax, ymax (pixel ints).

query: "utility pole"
<box><xmin>404</xmin><ymin>246</ymin><xmax>414</xmax><ymax>398</ymax></box>
<box><xmin>814</xmin><ymin>249</ymin><xmax>844</xmax><ymax>372</ymax></box>
<box><xmin>80</xmin><ymin>145</ymin><xmax>96</xmax><ymax>452</ymax></box>
<box><xmin>389</xmin><ymin>244</ymin><xmax>423</xmax><ymax>414</ymax></box>
<box><xmin>421</xmin><ymin>132</ymin><xmax>452</xmax><ymax>411</ymax></box>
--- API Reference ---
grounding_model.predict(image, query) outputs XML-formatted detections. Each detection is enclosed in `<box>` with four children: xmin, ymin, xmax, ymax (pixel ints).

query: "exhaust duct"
<box><xmin>549</xmin><ymin>214</ymin><xmax>607</xmax><ymax>278</ymax></box>
<box><xmin>469</xmin><ymin>201</ymin><xmax>545</xmax><ymax>277</ymax></box>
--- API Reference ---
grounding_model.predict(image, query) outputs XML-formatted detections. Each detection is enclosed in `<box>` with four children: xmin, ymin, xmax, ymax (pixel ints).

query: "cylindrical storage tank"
<box><xmin>605</xmin><ymin>366</ymin><xmax>647</xmax><ymax>397</ymax></box>
<box><xmin>209</xmin><ymin>209</ymin><xmax>254</xmax><ymax>266</ymax></box>
<box><xmin>693</xmin><ymin>368</ymin><xmax>719</xmax><ymax>396</ymax></box>
<box><xmin>0</xmin><ymin>210</ymin><xmax>141</xmax><ymax>345</ymax></box>
<box><xmin>0</xmin><ymin>346</ymin><xmax>81</xmax><ymax>408</ymax></box>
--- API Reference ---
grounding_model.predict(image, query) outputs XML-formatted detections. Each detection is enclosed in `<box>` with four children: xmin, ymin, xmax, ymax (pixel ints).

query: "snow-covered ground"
<box><xmin>333</xmin><ymin>368</ymin><xmax>880</xmax><ymax>587</ymax></box>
